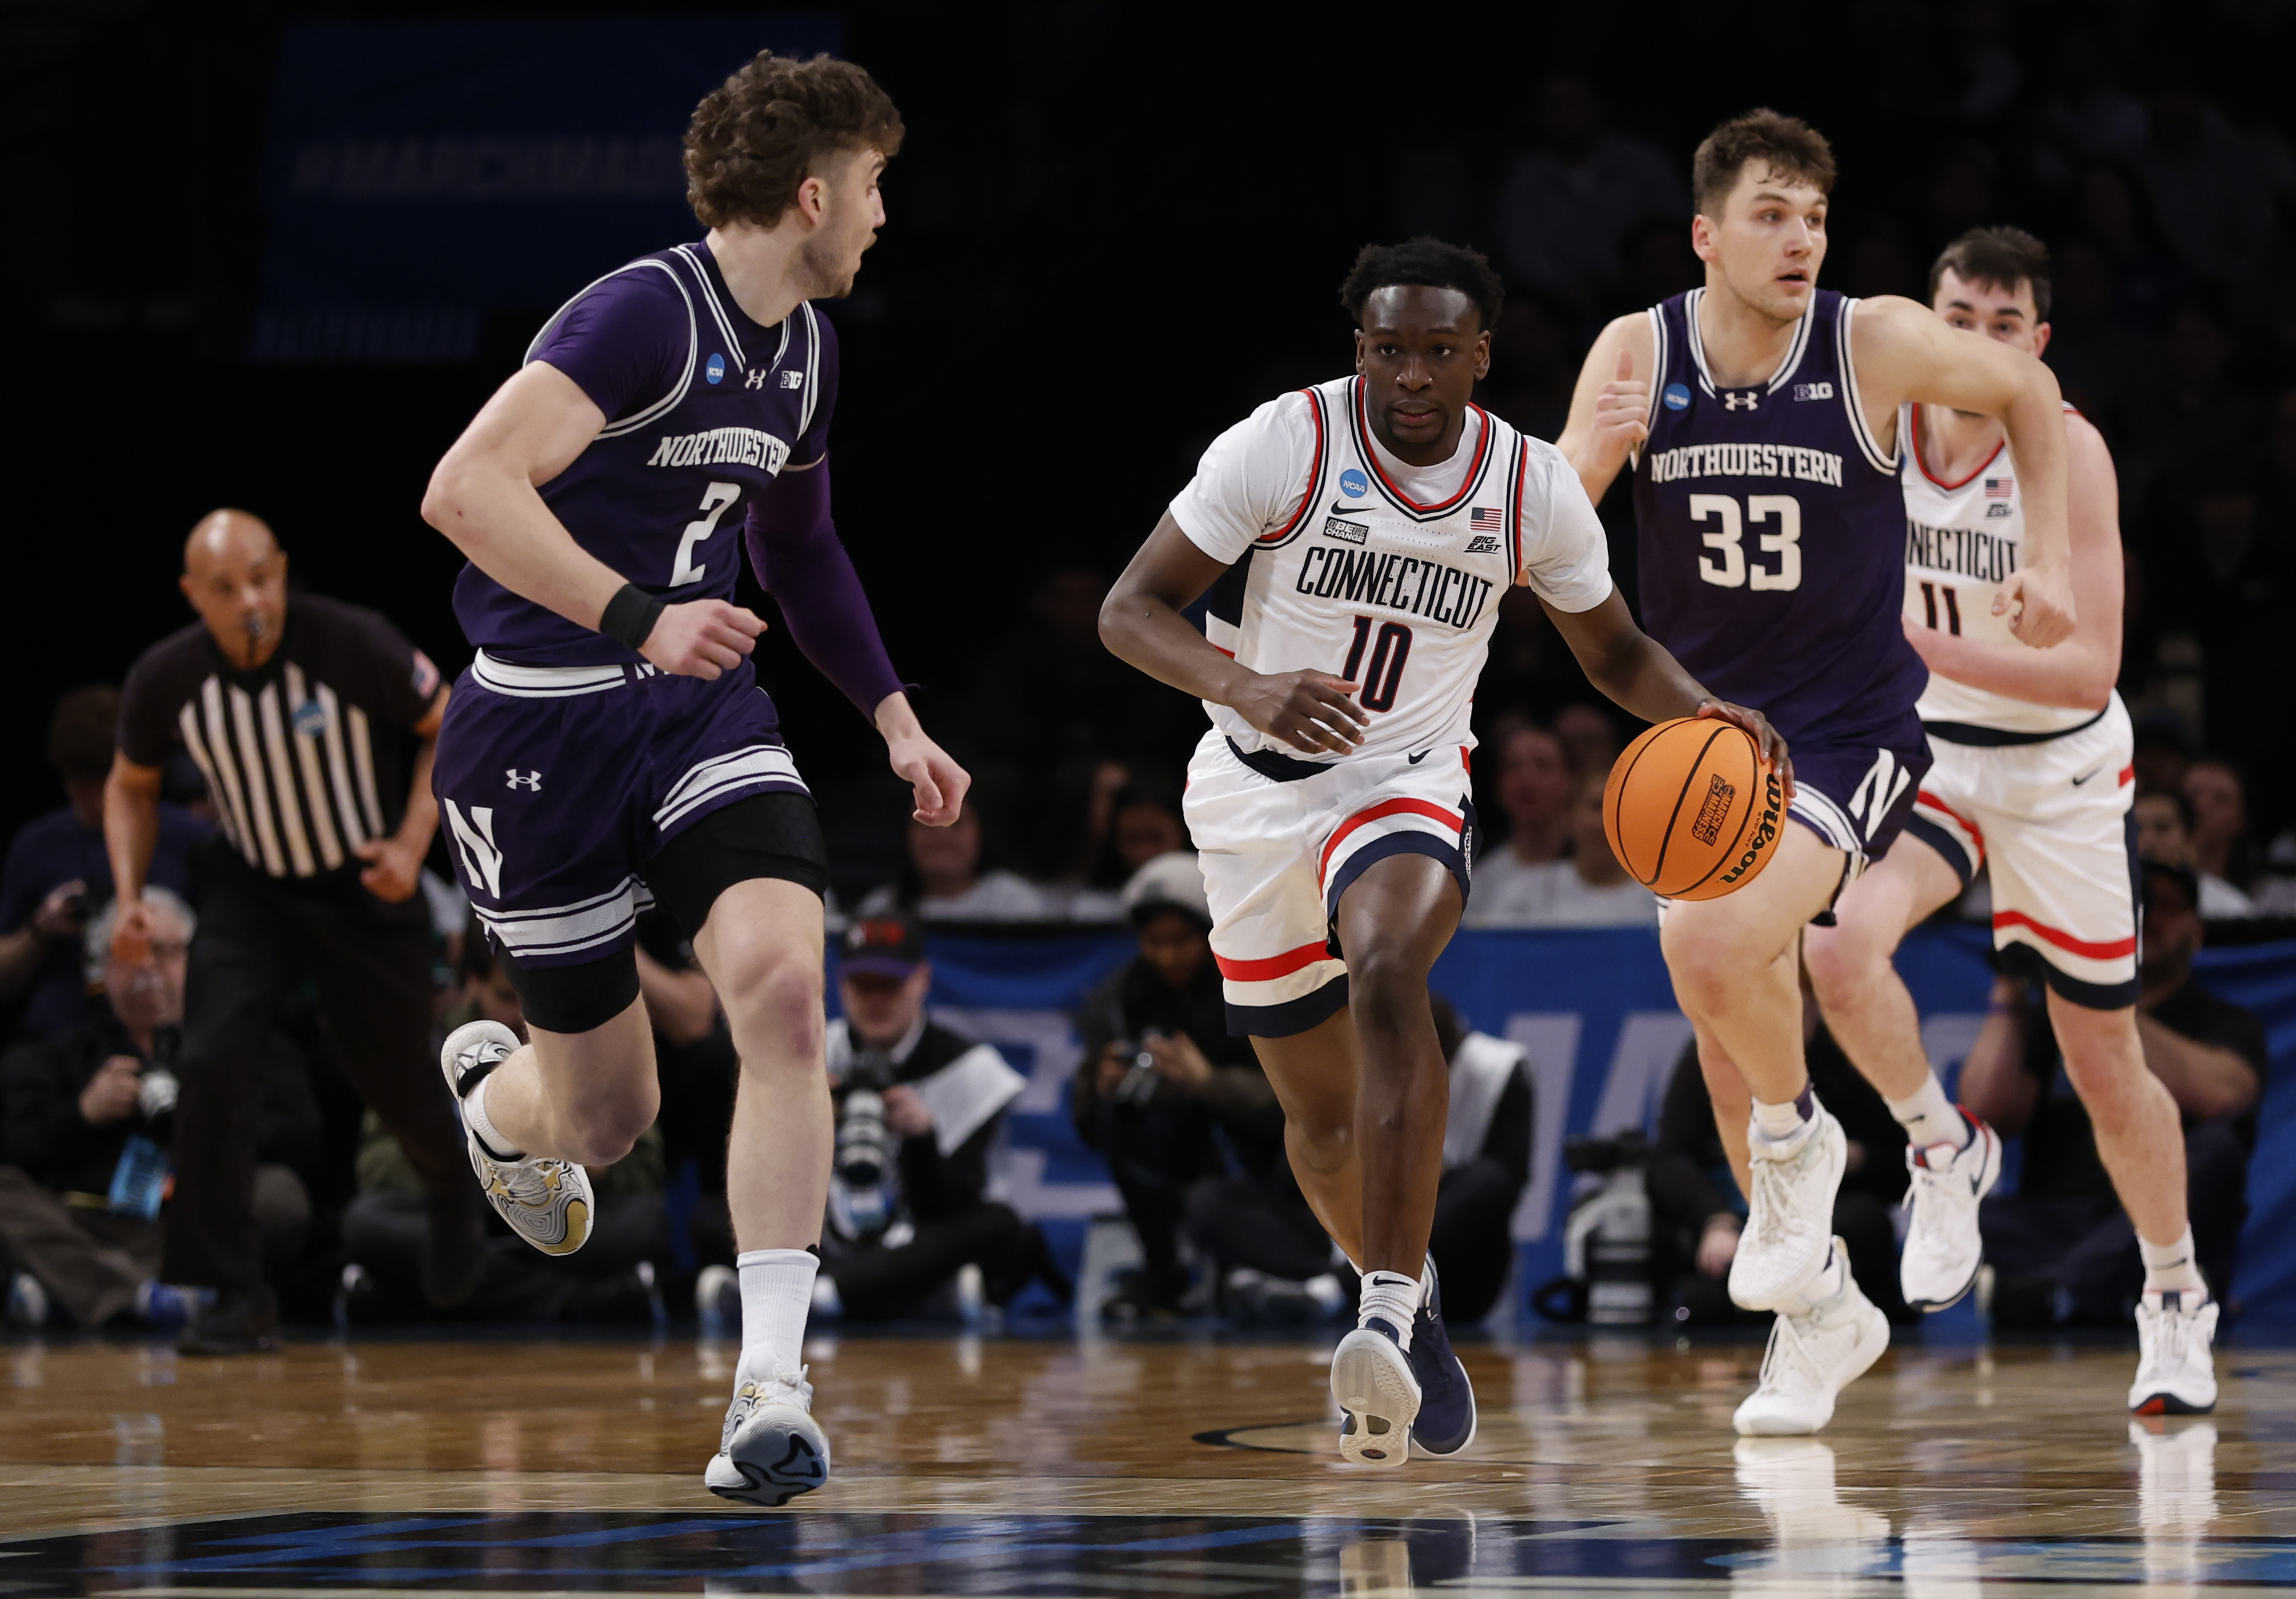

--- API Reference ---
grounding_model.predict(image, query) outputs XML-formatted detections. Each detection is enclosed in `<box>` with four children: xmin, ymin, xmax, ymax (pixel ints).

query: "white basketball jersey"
<box><xmin>1182</xmin><ymin>377</ymin><xmax>1610</xmax><ymax>765</ymax></box>
<box><xmin>1899</xmin><ymin>401</ymin><xmax>2095</xmax><ymax>735</ymax></box>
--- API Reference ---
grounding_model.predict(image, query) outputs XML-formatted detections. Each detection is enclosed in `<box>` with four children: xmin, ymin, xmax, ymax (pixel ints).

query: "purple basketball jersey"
<box><xmin>1629</xmin><ymin>288</ymin><xmax>1926</xmax><ymax>744</ymax></box>
<box><xmin>453</xmin><ymin>241</ymin><xmax>836</xmax><ymax>666</ymax></box>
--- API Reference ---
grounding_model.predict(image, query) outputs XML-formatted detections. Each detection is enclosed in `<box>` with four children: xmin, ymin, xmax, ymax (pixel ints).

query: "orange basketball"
<box><xmin>1602</xmin><ymin>717</ymin><xmax>1783</xmax><ymax>901</ymax></box>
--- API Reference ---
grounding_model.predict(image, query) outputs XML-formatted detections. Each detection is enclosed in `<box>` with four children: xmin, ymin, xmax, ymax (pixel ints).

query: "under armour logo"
<box><xmin>1722</xmin><ymin>390</ymin><xmax>1760</xmax><ymax>411</ymax></box>
<box><xmin>505</xmin><ymin>769</ymin><xmax>543</xmax><ymax>791</ymax></box>
<box><xmin>744</xmin><ymin>367</ymin><xmax>768</xmax><ymax>390</ymax></box>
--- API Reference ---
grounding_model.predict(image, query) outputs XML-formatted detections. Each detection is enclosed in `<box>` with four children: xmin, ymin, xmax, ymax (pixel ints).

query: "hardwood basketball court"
<box><xmin>2</xmin><ymin>1328</ymin><xmax>2288</xmax><ymax>1594</ymax></box>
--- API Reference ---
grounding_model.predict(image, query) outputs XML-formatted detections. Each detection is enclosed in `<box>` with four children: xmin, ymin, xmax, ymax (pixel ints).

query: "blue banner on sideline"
<box><xmin>858</xmin><ymin>926</ymin><xmax>2296</xmax><ymax>1320</ymax></box>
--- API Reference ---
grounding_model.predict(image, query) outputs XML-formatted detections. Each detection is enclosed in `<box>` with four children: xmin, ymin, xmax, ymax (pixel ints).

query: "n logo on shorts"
<box><xmin>444</xmin><ymin>801</ymin><xmax>506</xmax><ymax>900</ymax></box>
<box><xmin>1847</xmin><ymin>751</ymin><xmax>1914</xmax><ymax>841</ymax></box>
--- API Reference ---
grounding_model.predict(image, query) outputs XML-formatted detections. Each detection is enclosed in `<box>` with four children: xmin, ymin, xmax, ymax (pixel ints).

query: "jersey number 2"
<box><xmin>671</xmin><ymin>481</ymin><xmax>741</xmax><ymax>587</ymax></box>
<box><xmin>1341</xmin><ymin>617</ymin><xmax>1413</xmax><ymax>713</ymax></box>
<box><xmin>1691</xmin><ymin>493</ymin><xmax>1801</xmax><ymax>591</ymax></box>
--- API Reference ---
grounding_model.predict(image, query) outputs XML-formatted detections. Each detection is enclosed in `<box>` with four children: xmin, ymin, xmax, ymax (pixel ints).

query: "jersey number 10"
<box><xmin>1340</xmin><ymin>616</ymin><xmax>1413</xmax><ymax>713</ymax></box>
<box><xmin>1691</xmin><ymin>493</ymin><xmax>1802</xmax><ymax>591</ymax></box>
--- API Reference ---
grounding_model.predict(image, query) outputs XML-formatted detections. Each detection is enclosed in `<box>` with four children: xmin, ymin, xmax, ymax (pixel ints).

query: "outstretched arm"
<box><xmin>1540</xmin><ymin>587</ymin><xmax>1794</xmax><ymax>795</ymax></box>
<box><xmin>1099</xmin><ymin>514</ymin><xmax>1370</xmax><ymax>757</ymax></box>
<box><xmin>746</xmin><ymin>459</ymin><xmax>965</xmax><ymax>826</ymax></box>
<box><xmin>1853</xmin><ymin>296</ymin><xmax>2076</xmax><ymax>647</ymax></box>
<box><xmin>421</xmin><ymin>362</ymin><xmax>766</xmax><ymax>680</ymax></box>
<box><xmin>1906</xmin><ymin>414</ymin><xmax>2122</xmax><ymax>709</ymax></box>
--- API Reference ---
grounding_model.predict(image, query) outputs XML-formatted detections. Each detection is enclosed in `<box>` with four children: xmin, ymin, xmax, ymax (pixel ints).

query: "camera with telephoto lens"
<box><xmin>829</xmin><ymin>1048</ymin><xmax>900</xmax><ymax>1241</ymax></box>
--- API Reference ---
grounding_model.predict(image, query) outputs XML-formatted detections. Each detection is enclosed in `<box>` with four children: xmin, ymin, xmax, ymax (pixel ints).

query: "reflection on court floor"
<box><xmin>2</xmin><ymin>1335</ymin><xmax>2291</xmax><ymax>1595</ymax></box>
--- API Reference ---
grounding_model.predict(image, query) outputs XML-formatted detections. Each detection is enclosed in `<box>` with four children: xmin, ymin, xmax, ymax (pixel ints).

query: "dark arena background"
<box><xmin>5</xmin><ymin>2</ymin><xmax>2296</xmax><ymax>1594</ymax></box>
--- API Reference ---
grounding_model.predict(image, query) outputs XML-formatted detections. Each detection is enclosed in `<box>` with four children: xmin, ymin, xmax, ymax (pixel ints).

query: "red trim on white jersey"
<box><xmin>1910</xmin><ymin>403</ymin><xmax>2006</xmax><ymax>492</ymax></box>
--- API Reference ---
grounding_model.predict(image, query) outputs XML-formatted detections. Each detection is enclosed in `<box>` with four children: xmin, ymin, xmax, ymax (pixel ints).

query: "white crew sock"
<box><xmin>1886</xmin><ymin>1074</ymin><xmax>1969</xmax><ymax>1153</ymax></box>
<box><xmin>2140</xmin><ymin>1227</ymin><xmax>2206</xmax><ymax>1299</ymax></box>
<box><xmin>1751</xmin><ymin>1084</ymin><xmax>1817</xmax><ymax>1147</ymax></box>
<box><xmin>462</xmin><ymin>1075</ymin><xmax>523</xmax><ymax>1162</ymax></box>
<box><xmin>1357</xmin><ymin>1270</ymin><xmax>1419</xmax><ymax>1351</ymax></box>
<box><xmin>1790</xmin><ymin>1243</ymin><xmax>1845</xmax><ymax>1311</ymax></box>
<box><xmin>737</xmin><ymin>1248</ymin><xmax>819</xmax><ymax>1380</ymax></box>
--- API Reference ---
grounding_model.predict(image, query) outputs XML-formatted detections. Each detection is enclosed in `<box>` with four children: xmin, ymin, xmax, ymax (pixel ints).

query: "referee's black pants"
<box><xmin>162</xmin><ymin>854</ymin><xmax>472</xmax><ymax>1297</ymax></box>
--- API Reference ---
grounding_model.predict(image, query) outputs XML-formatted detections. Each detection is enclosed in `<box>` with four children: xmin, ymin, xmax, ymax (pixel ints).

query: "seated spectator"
<box><xmin>0</xmin><ymin>688</ymin><xmax>205</xmax><ymax>1040</ymax></box>
<box><xmin>0</xmin><ymin>890</ymin><xmax>312</xmax><ymax>1330</ymax></box>
<box><xmin>2182</xmin><ymin>759</ymin><xmax>2257</xmax><ymax>892</ymax></box>
<box><xmin>1473</xmin><ymin>727</ymin><xmax>1575</xmax><ymax>906</ymax></box>
<box><xmin>803</xmin><ymin>913</ymin><xmax>1059</xmax><ymax>1321</ymax></box>
<box><xmin>340</xmin><ymin>947</ymin><xmax>671</xmax><ymax>1325</ymax></box>
<box><xmin>1074</xmin><ymin>853</ymin><xmax>1286</xmax><ymax>1320</ymax></box>
<box><xmin>2134</xmin><ymin>788</ymin><xmax>2254</xmax><ymax>916</ymax></box>
<box><xmin>1965</xmin><ymin>861</ymin><xmax>2262</xmax><ymax>1327</ymax></box>
<box><xmin>853</xmin><ymin>802</ymin><xmax>1064</xmax><ymax>922</ymax></box>
<box><xmin>1187</xmin><ymin>996</ymin><xmax>1529</xmax><ymax>1327</ymax></box>
<box><xmin>1650</xmin><ymin>985</ymin><xmax>1912</xmax><ymax>1325</ymax></box>
<box><xmin>1109</xmin><ymin>783</ymin><xmax>1187</xmax><ymax>880</ymax></box>
<box><xmin>1467</xmin><ymin>771</ymin><xmax>1657</xmax><ymax>927</ymax></box>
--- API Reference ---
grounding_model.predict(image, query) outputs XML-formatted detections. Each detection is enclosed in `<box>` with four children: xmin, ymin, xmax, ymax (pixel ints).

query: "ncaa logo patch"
<box><xmin>1662</xmin><ymin>382</ymin><xmax>1691</xmax><ymax>411</ymax></box>
<box><xmin>1338</xmin><ymin>468</ymin><xmax>1370</xmax><ymax>499</ymax></box>
<box><xmin>705</xmin><ymin>352</ymin><xmax>727</xmax><ymax>385</ymax></box>
<box><xmin>292</xmin><ymin>700</ymin><xmax>328</xmax><ymax>739</ymax></box>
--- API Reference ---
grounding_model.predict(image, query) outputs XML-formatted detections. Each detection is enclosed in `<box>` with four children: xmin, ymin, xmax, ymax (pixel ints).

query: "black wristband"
<box><xmin>599</xmin><ymin>583</ymin><xmax>665</xmax><ymax>650</ymax></box>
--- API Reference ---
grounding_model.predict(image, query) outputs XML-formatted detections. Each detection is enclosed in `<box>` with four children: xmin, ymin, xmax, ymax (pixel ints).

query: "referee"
<box><xmin>105</xmin><ymin>509</ymin><xmax>484</xmax><ymax>1351</ymax></box>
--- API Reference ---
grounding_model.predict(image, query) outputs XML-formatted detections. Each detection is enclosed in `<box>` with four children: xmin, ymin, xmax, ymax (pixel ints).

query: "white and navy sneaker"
<box><xmin>1899</xmin><ymin>1110</ymin><xmax>2001</xmax><ymax>1311</ymax></box>
<box><xmin>2131</xmin><ymin>1290</ymin><xmax>2219</xmax><ymax>1416</ymax></box>
<box><xmin>707</xmin><ymin>1365</ymin><xmax>831</xmax><ymax>1506</ymax></box>
<box><xmin>1733</xmin><ymin>1237</ymin><xmax>1889</xmax><ymax>1437</ymax></box>
<box><xmin>1331</xmin><ymin>1317</ymin><xmax>1421</xmax><ymax>1467</ymax></box>
<box><xmin>439</xmin><ymin>1020</ymin><xmax>594</xmax><ymax>1257</ymax></box>
<box><xmin>1407</xmin><ymin>1257</ymin><xmax>1476</xmax><ymax>1457</ymax></box>
<box><xmin>1730</xmin><ymin>1107</ymin><xmax>1846</xmax><ymax>1312</ymax></box>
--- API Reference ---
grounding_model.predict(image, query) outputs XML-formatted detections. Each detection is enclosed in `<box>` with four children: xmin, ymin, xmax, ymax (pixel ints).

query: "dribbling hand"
<box><xmin>1695</xmin><ymin>699</ymin><xmax>1795</xmax><ymax>801</ymax></box>
<box><xmin>1237</xmin><ymin>670</ymin><xmax>1367</xmax><ymax>756</ymax></box>
<box><xmin>642</xmin><ymin>599</ymin><xmax>768</xmax><ymax>680</ymax></box>
<box><xmin>1587</xmin><ymin>348</ymin><xmax>1650</xmax><ymax>479</ymax></box>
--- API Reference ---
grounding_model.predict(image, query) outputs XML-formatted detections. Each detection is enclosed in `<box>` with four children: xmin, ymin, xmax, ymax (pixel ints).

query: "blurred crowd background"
<box><xmin>3</xmin><ymin>0</ymin><xmax>2294</xmax><ymax>1331</ymax></box>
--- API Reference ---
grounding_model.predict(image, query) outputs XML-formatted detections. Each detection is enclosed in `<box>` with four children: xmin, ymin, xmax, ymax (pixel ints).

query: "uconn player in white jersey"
<box><xmin>1562</xmin><ymin>113</ymin><xmax>2077</xmax><ymax>1435</ymax></box>
<box><xmin>1102</xmin><ymin>240</ymin><xmax>1780</xmax><ymax>1465</ymax></box>
<box><xmin>1803</xmin><ymin>229</ymin><xmax>2219</xmax><ymax>1412</ymax></box>
<box><xmin>421</xmin><ymin>55</ymin><xmax>966</xmax><ymax>1504</ymax></box>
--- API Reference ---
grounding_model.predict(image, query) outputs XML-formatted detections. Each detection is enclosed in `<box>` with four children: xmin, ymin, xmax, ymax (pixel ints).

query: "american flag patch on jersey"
<box><xmin>1469</xmin><ymin>507</ymin><xmax>1503</xmax><ymax>531</ymax></box>
<box><xmin>1985</xmin><ymin>477</ymin><xmax>2012</xmax><ymax>498</ymax></box>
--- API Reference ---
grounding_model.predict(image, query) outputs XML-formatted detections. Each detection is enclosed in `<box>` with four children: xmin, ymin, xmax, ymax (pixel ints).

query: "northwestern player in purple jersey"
<box><xmin>419</xmin><ymin>53</ymin><xmax>966</xmax><ymax>1505</ymax></box>
<box><xmin>1559</xmin><ymin>111</ymin><xmax>2077</xmax><ymax>1436</ymax></box>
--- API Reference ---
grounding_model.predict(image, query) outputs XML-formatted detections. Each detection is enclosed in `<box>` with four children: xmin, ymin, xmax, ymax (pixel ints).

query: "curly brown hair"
<box><xmin>684</xmin><ymin>51</ymin><xmax>904</xmax><ymax>230</ymax></box>
<box><xmin>1690</xmin><ymin>109</ymin><xmax>1836</xmax><ymax>217</ymax></box>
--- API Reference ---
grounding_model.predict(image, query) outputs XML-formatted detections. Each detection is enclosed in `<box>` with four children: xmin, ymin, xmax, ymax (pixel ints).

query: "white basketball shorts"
<box><xmin>1182</xmin><ymin>730</ymin><xmax>1474</xmax><ymax>1037</ymax></box>
<box><xmin>1901</xmin><ymin>696</ymin><xmax>2137</xmax><ymax>1008</ymax></box>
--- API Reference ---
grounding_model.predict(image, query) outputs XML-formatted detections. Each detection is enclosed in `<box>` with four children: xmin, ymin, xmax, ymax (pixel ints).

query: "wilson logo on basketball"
<box><xmin>1718</xmin><ymin>770</ymin><xmax>1784</xmax><ymax>887</ymax></box>
<box><xmin>1690</xmin><ymin>774</ymin><xmax>1736</xmax><ymax>846</ymax></box>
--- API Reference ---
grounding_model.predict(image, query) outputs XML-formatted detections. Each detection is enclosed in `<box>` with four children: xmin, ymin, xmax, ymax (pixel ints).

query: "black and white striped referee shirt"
<box><xmin>118</xmin><ymin>594</ymin><xmax>445</xmax><ymax>886</ymax></box>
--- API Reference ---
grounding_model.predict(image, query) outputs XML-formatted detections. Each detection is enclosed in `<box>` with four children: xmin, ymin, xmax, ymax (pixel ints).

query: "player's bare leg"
<box><xmin>692</xmin><ymin>876</ymin><xmax>834</xmax><ymax>1505</ymax></box>
<box><xmin>1250</xmin><ymin>1011</ymin><xmax>1367</xmax><ymax>1268</ymax></box>
<box><xmin>439</xmin><ymin>1002</ymin><xmax>655</xmax><ymax>1258</ymax></box>
<box><xmin>1806</xmin><ymin>837</ymin><xmax>2002</xmax><ymax>1309</ymax></box>
<box><xmin>1329</xmin><ymin>852</ymin><xmax>1474</xmax><ymax>1462</ymax></box>
<box><xmin>1667</xmin><ymin>822</ymin><xmax>1884</xmax><ymax>1432</ymax></box>
<box><xmin>1692</xmin><ymin>1019</ymin><xmax>1754</xmax><ymax>1198</ymax></box>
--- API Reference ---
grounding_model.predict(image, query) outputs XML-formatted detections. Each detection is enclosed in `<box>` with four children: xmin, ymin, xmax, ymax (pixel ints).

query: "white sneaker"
<box><xmin>1729</xmin><ymin>1108</ymin><xmax>1846</xmax><ymax>1311</ymax></box>
<box><xmin>2130</xmin><ymin>1291</ymin><xmax>2219</xmax><ymax>1415</ymax></box>
<box><xmin>1899</xmin><ymin>1111</ymin><xmax>2002</xmax><ymax>1311</ymax></box>
<box><xmin>706</xmin><ymin>1365</ymin><xmax>831</xmax><ymax>1506</ymax></box>
<box><xmin>439</xmin><ymin>1020</ymin><xmax>594</xmax><ymax>1257</ymax></box>
<box><xmin>1734</xmin><ymin>1238</ymin><xmax>1889</xmax><ymax>1436</ymax></box>
<box><xmin>1331</xmin><ymin>1320</ymin><xmax>1421</xmax><ymax>1467</ymax></box>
